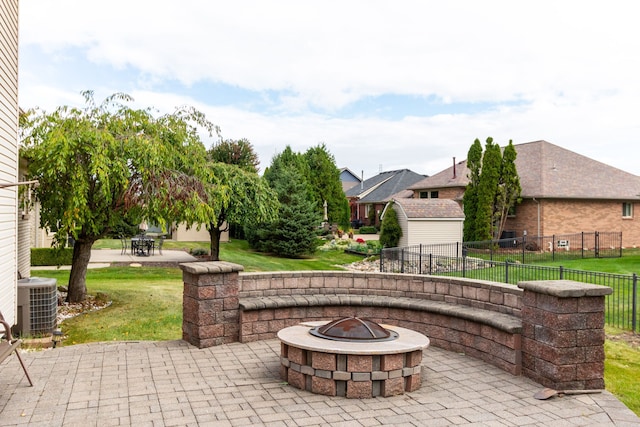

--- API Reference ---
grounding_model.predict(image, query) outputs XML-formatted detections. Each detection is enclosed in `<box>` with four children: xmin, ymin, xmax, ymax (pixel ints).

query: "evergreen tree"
<box><xmin>475</xmin><ymin>138</ymin><xmax>502</xmax><ymax>241</ymax></box>
<box><xmin>379</xmin><ymin>202</ymin><xmax>402</xmax><ymax>248</ymax></box>
<box><xmin>494</xmin><ymin>140</ymin><xmax>521</xmax><ymax>239</ymax></box>
<box><xmin>249</xmin><ymin>166</ymin><xmax>319</xmax><ymax>257</ymax></box>
<box><xmin>462</xmin><ymin>139</ymin><xmax>483</xmax><ymax>241</ymax></box>
<box><xmin>303</xmin><ymin>144</ymin><xmax>350</xmax><ymax>227</ymax></box>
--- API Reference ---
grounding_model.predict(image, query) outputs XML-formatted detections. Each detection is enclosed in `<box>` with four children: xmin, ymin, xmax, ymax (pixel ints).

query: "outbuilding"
<box><xmin>382</xmin><ymin>198</ymin><xmax>464</xmax><ymax>247</ymax></box>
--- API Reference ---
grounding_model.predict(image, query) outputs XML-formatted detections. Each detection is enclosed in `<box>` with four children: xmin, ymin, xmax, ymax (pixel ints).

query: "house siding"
<box><xmin>0</xmin><ymin>0</ymin><xmax>19</xmax><ymax>324</ymax></box>
<box><xmin>407</xmin><ymin>220</ymin><xmax>463</xmax><ymax>246</ymax></box>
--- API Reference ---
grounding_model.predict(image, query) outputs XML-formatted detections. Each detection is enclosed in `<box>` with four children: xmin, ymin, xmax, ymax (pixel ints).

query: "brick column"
<box><xmin>180</xmin><ymin>261</ymin><xmax>243</xmax><ymax>348</ymax></box>
<box><xmin>518</xmin><ymin>280</ymin><xmax>612</xmax><ymax>390</ymax></box>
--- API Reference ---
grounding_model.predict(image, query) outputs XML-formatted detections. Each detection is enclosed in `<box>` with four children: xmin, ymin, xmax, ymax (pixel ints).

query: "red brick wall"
<box><xmin>504</xmin><ymin>199</ymin><xmax>639</xmax><ymax>247</ymax></box>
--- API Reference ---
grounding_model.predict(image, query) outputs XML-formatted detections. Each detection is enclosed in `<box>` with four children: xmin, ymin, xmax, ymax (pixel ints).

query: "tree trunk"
<box><xmin>67</xmin><ymin>239</ymin><xmax>94</xmax><ymax>303</ymax></box>
<box><xmin>209</xmin><ymin>224</ymin><xmax>222</xmax><ymax>261</ymax></box>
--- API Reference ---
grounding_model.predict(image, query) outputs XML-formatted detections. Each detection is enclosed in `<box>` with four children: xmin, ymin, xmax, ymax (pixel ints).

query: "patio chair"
<box><xmin>120</xmin><ymin>236</ymin><xmax>128</xmax><ymax>255</ymax></box>
<box><xmin>0</xmin><ymin>311</ymin><xmax>33</xmax><ymax>386</ymax></box>
<box><xmin>157</xmin><ymin>236</ymin><xmax>165</xmax><ymax>255</ymax></box>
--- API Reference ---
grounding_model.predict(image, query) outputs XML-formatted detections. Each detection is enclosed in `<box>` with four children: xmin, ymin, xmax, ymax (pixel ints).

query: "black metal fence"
<box><xmin>381</xmin><ymin>231</ymin><xmax>621</xmax><ymax>267</ymax></box>
<box><xmin>379</xmin><ymin>232</ymin><xmax>638</xmax><ymax>332</ymax></box>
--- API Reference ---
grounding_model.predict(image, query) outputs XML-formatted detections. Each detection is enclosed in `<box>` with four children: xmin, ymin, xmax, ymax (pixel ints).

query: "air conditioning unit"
<box><xmin>16</xmin><ymin>277</ymin><xmax>57</xmax><ymax>336</ymax></box>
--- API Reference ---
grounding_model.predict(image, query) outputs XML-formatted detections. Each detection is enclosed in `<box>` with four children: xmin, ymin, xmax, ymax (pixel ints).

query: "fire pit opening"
<box><xmin>309</xmin><ymin>316</ymin><xmax>399</xmax><ymax>342</ymax></box>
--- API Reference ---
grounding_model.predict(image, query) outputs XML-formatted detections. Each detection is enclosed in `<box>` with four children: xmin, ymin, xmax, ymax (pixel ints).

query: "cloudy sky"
<box><xmin>18</xmin><ymin>1</ymin><xmax>640</xmax><ymax>178</ymax></box>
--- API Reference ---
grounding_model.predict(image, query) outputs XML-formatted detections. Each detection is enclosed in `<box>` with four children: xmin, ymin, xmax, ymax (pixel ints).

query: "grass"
<box><xmin>37</xmin><ymin>239</ymin><xmax>640</xmax><ymax>416</ymax></box>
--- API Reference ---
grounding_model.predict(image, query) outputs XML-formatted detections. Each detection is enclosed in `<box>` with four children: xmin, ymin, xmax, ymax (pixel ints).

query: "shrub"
<box><xmin>358</xmin><ymin>226</ymin><xmax>377</xmax><ymax>234</ymax></box>
<box><xmin>379</xmin><ymin>202</ymin><xmax>402</xmax><ymax>248</ymax></box>
<box><xmin>190</xmin><ymin>248</ymin><xmax>209</xmax><ymax>257</ymax></box>
<box><xmin>31</xmin><ymin>248</ymin><xmax>73</xmax><ymax>266</ymax></box>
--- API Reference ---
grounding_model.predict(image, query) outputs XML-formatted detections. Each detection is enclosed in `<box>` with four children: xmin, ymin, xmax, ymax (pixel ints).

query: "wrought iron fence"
<box><xmin>383</xmin><ymin>231</ymin><xmax>621</xmax><ymax>266</ymax></box>
<box><xmin>379</xmin><ymin>232</ymin><xmax>637</xmax><ymax>332</ymax></box>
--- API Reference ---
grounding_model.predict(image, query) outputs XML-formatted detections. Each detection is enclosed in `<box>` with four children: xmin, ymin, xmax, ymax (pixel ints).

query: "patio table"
<box><xmin>131</xmin><ymin>237</ymin><xmax>155</xmax><ymax>256</ymax></box>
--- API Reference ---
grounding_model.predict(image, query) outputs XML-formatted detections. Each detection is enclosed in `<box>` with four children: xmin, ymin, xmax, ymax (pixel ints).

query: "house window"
<box><xmin>364</xmin><ymin>204</ymin><xmax>370</xmax><ymax>218</ymax></box>
<box><xmin>623</xmin><ymin>202</ymin><xmax>633</xmax><ymax>218</ymax></box>
<box><xmin>419</xmin><ymin>191</ymin><xmax>438</xmax><ymax>199</ymax></box>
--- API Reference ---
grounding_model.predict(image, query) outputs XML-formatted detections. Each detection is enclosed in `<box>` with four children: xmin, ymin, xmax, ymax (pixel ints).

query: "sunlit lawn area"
<box><xmin>37</xmin><ymin>240</ymin><xmax>639</xmax><ymax>415</ymax></box>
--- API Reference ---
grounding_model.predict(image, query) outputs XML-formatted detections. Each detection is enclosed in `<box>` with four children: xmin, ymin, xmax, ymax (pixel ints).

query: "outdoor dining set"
<box><xmin>120</xmin><ymin>235</ymin><xmax>165</xmax><ymax>257</ymax></box>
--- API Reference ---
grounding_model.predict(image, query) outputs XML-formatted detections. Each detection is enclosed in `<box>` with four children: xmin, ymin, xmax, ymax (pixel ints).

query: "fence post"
<box><xmin>581</xmin><ymin>232</ymin><xmax>584</xmax><ymax>259</ymax></box>
<box><xmin>595</xmin><ymin>231</ymin><xmax>600</xmax><ymax>258</ymax></box>
<box><xmin>552</xmin><ymin>234</ymin><xmax>556</xmax><ymax>261</ymax></box>
<box><xmin>559</xmin><ymin>265</ymin><xmax>564</xmax><ymax>280</ymax></box>
<box><xmin>429</xmin><ymin>253</ymin><xmax>433</xmax><ymax>275</ymax></box>
<box><xmin>522</xmin><ymin>234</ymin><xmax>526</xmax><ymax>264</ymax></box>
<box><xmin>505</xmin><ymin>260</ymin><xmax>509</xmax><ymax>284</ymax></box>
<box><xmin>462</xmin><ymin>254</ymin><xmax>466</xmax><ymax>278</ymax></box>
<box><xmin>401</xmin><ymin>248</ymin><xmax>405</xmax><ymax>273</ymax></box>
<box><xmin>620</xmin><ymin>232</ymin><xmax>623</xmax><ymax>258</ymax></box>
<box><xmin>419</xmin><ymin>244</ymin><xmax>423</xmax><ymax>275</ymax></box>
<box><xmin>379</xmin><ymin>248</ymin><xmax>384</xmax><ymax>272</ymax></box>
<box><xmin>633</xmin><ymin>273</ymin><xmax>638</xmax><ymax>333</ymax></box>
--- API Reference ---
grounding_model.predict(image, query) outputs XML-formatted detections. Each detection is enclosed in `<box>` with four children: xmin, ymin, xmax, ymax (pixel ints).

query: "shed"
<box><xmin>383</xmin><ymin>198</ymin><xmax>464</xmax><ymax>247</ymax></box>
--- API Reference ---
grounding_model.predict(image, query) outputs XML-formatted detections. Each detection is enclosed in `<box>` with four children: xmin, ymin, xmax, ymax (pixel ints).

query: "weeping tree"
<box><xmin>21</xmin><ymin>91</ymin><xmax>215</xmax><ymax>302</ymax></box>
<box><xmin>186</xmin><ymin>161</ymin><xmax>279</xmax><ymax>261</ymax></box>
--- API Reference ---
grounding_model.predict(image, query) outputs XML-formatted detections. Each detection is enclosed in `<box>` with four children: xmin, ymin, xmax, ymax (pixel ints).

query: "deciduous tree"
<box><xmin>21</xmin><ymin>91</ymin><xmax>214</xmax><ymax>302</ymax></box>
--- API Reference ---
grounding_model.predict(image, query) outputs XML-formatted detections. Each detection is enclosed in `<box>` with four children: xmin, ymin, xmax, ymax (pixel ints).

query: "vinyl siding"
<box><xmin>407</xmin><ymin>219</ymin><xmax>463</xmax><ymax>246</ymax></box>
<box><xmin>0</xmin><ymin>0</ymin><xmax>19</xmax><ymax>324</ymax></box>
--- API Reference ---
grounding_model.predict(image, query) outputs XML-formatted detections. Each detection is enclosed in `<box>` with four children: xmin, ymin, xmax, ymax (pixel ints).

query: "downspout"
<box><xmin>533</xmin><ymin>197</ymin><xmax>540</xmax><ymax>237</ymax></box>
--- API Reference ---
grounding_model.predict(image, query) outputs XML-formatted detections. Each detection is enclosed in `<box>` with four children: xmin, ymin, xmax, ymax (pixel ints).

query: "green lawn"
<box><xmin>38</xmin><ymin>240</ymin><xmax>640</xmax><ymax>416</ymax></box>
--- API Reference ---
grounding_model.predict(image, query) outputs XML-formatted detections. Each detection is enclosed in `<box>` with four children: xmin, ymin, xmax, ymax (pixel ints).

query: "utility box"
<box><xmin>16</xmin><ymin>277</ymin><xmax>57</xmax><ymax>336</ymax></box>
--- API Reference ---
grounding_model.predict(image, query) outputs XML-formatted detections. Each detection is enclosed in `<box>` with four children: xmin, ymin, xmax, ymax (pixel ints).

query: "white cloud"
<box><xmin>18</xmin><ymin>0</ymin><xmax>640</xmax><ymax>177</ymax></box>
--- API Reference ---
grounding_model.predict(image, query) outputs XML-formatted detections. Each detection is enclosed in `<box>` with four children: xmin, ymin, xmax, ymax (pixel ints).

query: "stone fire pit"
<box><xmin>278</xmin><ymin>317</ymin><xmax>430</xmax><ymax>398</ymax></box>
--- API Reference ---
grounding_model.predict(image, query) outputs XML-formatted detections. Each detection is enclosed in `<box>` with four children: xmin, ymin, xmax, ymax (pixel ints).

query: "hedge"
<box><xmin>31</xmin><ymin>248</ymin><xmax>73</xmax><ymax>266</ymax></box>
<box><xmin>358</xmin><ymin>226</ymin><xmax>378</xmax><ymax>234</ymax></box>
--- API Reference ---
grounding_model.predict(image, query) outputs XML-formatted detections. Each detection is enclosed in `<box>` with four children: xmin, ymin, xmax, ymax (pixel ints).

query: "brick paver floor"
<box><xmin>0</xmin><ymin>339</ymin><xmax>638</xmax><ymax>426</ymax></box>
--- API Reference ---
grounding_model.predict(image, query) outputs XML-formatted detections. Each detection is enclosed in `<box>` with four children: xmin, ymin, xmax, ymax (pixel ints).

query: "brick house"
<box><xmin>345</xmin><ymin>169</ymin><xmax>425</xmax><ymax>228</ymax></box>
<box><xmin>407</xmin><ymin>140</ymin><xmax>640</xmax><ymax>248</ymax></box>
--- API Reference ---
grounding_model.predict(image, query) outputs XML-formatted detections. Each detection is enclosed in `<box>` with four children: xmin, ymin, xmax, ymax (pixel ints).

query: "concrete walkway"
<box><xmin>1</xmin><ymin>339</ymin><xmax>638</xmax><ymax>426</ymax></box>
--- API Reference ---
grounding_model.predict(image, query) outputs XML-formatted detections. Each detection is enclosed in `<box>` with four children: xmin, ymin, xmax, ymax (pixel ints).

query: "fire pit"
<box><xmin>278</xmin><ymin>317</ymin><xmax>430</xmax><ymax>398</ymax></box>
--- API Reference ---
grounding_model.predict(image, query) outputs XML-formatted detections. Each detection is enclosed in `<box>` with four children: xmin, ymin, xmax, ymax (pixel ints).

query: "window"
<box><xmin>419</xmin><ymin>191</ymin><xmax>438</xmax><ymax>199</ymax></box>
<box><xmin>623</xmin><ymin>202</ymin><xmax>633</xmax><ymax>218</ymax></box>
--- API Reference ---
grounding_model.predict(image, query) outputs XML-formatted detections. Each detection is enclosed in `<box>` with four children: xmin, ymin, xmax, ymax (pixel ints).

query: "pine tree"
<box><xmin>250</xmin><ymin>166</ymin><xmax>319</xmax><ymax>258</ymax></box>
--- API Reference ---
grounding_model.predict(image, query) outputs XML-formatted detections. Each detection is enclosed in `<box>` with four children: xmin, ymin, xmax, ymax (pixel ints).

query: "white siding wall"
<box><xmin>0</xmin><ymin>0</ymin><xmax>19</xmax><ymax>324</ymax></box>
<box><xmin>395</xmin><ymin>205</ymin><xmax>410</xmax><ymax>248</ymax></box>
<box><xmin>407</xmin><ymin>219</ymin><xmax>464</xmax><ymax>246</ymax></box>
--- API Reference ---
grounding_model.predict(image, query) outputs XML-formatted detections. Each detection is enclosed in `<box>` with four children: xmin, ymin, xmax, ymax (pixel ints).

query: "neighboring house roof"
<box><xmin>346</xmin><ymin>169</ymin><xmax>426</xmax><ymax>203</ymax></box>
<box><xmin>392</xmin><ymin>198</ymin><xmax>464</xmax><ymax>219</ymax></box>
<box><xmin>340</xmin><ymin>167</ymin><xmax>362</xmax><ymax>192</ymax></box>
<box><xmin>408</xmin><ymin>140</ymin><xmax>640</xmax><ymax>200</ymax></box>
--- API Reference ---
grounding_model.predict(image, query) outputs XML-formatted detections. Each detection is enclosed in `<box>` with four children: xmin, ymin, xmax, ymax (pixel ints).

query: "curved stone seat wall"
<box><xmin>181</xmin><ymin>262</ymin><xmax>611</xmax><ymax>391</ymax></box>
<box><xmin>239</xmin><ymin>271</ymin><xmax>523</xmax><ymax>316</ymax></box>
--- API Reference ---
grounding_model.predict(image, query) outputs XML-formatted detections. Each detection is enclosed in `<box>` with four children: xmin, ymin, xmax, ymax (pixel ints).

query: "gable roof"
<box><xmin>408</xmin><ymin>140</ymin><xmax>640</xmax><ymax>200</ymax></box>
<box><xmin>392</xmin><ymin>198</ymin><xmax>464</xmax><ymax>219</ymax></box>
<box><xmin>345</xmin><ymin>169</ymin><xmax>426</xmax><ymax>203</ymax></box>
